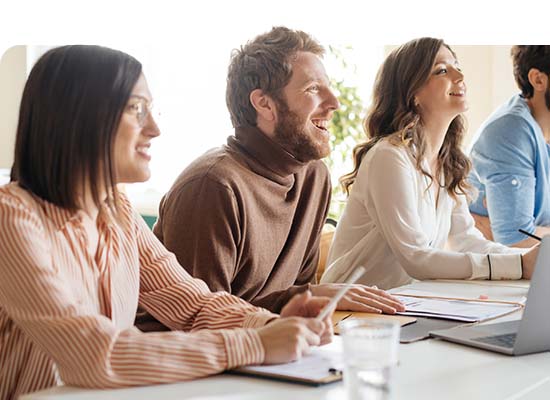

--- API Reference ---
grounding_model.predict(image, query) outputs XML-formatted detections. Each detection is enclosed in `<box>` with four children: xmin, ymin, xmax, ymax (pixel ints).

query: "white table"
<box><xmin>23</xmin><ymin>280</ymin><xmax>550</xmax><ymax>400</ymax></box>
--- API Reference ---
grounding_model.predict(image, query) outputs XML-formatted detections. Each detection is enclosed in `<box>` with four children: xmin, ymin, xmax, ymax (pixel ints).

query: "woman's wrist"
<box><xmin>520</xmin><ymin>254</ymin><xmax>524</xmax><ymax>279</ymax></box>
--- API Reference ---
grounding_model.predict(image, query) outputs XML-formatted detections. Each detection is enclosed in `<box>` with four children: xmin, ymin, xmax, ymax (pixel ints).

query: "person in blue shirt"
<box><xmin>469</xmin><ymin>46</ymin><xmax>550</xmax><ymax>247</ymax></box>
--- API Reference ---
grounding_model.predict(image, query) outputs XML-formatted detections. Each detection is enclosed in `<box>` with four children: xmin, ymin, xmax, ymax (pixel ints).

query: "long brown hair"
<box><xmin>340</xmin><ymin>38</ymin><xmax>470</xmax><ymax>200</ymax></box>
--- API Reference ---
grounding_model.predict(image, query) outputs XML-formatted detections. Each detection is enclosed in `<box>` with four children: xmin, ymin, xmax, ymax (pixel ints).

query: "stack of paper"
<box><xmin>394</xmin><ymin>295</ymin><xmax>522</xmax><ymax>322</ymax></box>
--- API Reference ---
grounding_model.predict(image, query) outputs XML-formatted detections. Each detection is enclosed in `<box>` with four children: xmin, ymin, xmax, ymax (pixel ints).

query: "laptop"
<box><xmin>430</xmin><ymin>237</ymin><xmax>550</xmax><ymax>356</ymax></box>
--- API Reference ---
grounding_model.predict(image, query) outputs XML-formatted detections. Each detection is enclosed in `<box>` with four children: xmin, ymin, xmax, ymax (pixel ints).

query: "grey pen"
<box><xmin>316</xmin><ymin>266</ymin><xmax>366</xmax><ymax>321</ymax></box>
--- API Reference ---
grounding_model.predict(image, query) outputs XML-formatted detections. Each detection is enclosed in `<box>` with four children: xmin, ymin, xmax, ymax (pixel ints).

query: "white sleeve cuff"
<box><xmin>468</xmin><ymin>253</ymin><xmax>490</xmax><ymax>279</ymax></box>
<box><xmin>468</xmin><ymin>253</ymin><xmax>522</xmax><ymax>280</ymax></box>
<box><xmin>488</xmin><ymin>253</ymin><xmax>522</xmax><ymax>280</ymax></box>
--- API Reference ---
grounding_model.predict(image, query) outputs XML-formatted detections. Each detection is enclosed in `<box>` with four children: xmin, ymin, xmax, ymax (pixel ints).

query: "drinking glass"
<box><xmin>340</xmin><ymin>319</ymin><xmax>400</xmax><ymax>400</ymax></box>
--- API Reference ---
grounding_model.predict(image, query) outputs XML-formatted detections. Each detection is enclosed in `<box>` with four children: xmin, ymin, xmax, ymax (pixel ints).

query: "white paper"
<box><xmin>234</xmin><ymin>347</ymin><xmax>343</xmax><ymax>381</ymax></box>
<box><xmin>395</xmin><ymin>295</ymin><xmax>522</xmax><ymax>322</ymax></box>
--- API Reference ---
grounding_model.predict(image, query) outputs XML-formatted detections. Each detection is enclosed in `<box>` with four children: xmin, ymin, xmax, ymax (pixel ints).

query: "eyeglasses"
<box><xmin>125</xmin><ymin>97</ymin><xmax>158</xmax><ymax>127</ymax></box>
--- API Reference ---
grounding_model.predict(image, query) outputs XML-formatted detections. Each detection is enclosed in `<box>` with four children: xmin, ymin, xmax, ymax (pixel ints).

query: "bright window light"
<box><xmin>26</xmin><ymin>38</ymin><xmax>383</xmax><ymax>216</ymax></box>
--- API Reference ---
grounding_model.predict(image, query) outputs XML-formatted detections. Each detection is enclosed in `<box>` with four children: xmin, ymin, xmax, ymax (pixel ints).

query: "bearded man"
<box><xmin>152</xmin><ymin>27</ymin><xmax>403</xmax><ymax>314</ymax></box>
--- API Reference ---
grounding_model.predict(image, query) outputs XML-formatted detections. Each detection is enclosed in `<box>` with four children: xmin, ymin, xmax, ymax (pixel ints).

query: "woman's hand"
<box><xmin>311</xmin><ymin>283</ymin><xmax>405</xmax><ymax>314</ymax></box>
<box><xmin>256</xmin><ymin>316</ymin><xmax>324</xmax><ymax>365</ymax></box>
<box><xmin>280</xmin><ymin>290</ymin><xmax>333</xmax><ymax>345</ymax></box>
<box><xmin>521</xmin><ymin>245</ymin><xmax>540</xmax><ymax>279</ymax></box>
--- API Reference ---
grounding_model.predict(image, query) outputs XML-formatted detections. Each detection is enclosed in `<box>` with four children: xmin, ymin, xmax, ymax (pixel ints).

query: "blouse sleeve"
<box><xmin>365</xmin><ymin>144</ymin><xmax>522</xmax><ymax>281</ymax></box>
<box><xmin>0</xmin><ymin>193</ymin><xmax>271</xmax><ymax>389</ymax></box>
<box><xmin>447</xmin><ymin>194</ymin><xmax>525</xmax><ymax>279</ymax></box>
<box><xmin>131</xmin><ymin>198</ymin><xmax>277</xmax><ymax>331</ymax></box>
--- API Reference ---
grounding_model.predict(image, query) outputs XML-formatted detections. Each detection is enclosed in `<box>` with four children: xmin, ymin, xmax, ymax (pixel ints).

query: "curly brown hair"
<box><xmin>340</xmin><ymin>37</ymin><xmax>471</xmax><ymax>201</ymax></box>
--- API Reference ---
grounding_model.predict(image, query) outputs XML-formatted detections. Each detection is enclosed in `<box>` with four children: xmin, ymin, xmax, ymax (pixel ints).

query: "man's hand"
<box><xmin>311</xmin><ymin>283</ymin><xmax>405</xmax><ymax>314</ymax></box>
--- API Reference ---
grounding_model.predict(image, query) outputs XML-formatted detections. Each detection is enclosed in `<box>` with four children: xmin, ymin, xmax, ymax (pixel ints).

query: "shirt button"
<box><xmin>511</xmin><ymin>179</ymin><xmax>518</xmax><ymax>186</ymax></box>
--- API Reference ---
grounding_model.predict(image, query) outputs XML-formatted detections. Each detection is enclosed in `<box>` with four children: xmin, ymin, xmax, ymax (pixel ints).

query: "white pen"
<box><xmin>316</xmin><ymin>266</ymin><xmax>366</xmax><ymax>321</ymax></box>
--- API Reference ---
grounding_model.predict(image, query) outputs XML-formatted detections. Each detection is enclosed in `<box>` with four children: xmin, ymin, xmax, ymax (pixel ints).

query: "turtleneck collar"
<box><xmin>227</xmin><ymin>125</ymin><xmax>307</xmax><ymax>179</ymax></box>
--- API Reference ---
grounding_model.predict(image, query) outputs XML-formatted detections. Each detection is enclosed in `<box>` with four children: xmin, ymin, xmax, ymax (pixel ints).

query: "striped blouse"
<box><xmin>0</xmin><ymin>183</ymin><xmax>276</xmax><ymax>399</ymax></box>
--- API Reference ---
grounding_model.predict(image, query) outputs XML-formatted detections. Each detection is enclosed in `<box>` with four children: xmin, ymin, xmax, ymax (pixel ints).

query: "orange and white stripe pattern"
<box><xmin>0</xmin><ymin>183</ymin><xmax>275</xmax><ymax>399</ymax></box>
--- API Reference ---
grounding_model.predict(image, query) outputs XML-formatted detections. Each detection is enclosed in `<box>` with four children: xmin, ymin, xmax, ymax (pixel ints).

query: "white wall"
<box><xmin>455</xmin><ymin>45</ymin><xmax>517</xmax><ymax>148</ymax></box>
<box><xmin>453</xmin><ymin>46</ymin><xmax>494</xmax><ymax>147</ymax></box>
<box><xmin>0</xmin><ymin>45</ymin><xmax>26</xmax><ymax>169</ymax></box>
<box><xmin>491</xmin><ymin>46</ymin><xmax>518</xmax><ymax>109</ymax></box>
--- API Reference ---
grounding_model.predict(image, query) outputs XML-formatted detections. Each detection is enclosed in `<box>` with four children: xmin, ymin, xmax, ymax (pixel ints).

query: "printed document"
<box><xmin>394</xmin><ymin>295</ymin><xmax>522</xmax><ymax>322</ymax></box>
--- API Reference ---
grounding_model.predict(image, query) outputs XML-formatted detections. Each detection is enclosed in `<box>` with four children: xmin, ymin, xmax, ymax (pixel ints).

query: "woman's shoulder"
<box><xmin>0</xmin><ymin>183</ymin><xmax>49</xmax><ymax>236</ymax></box>
<box><xmin>106</xmin><ymin>190</ymin><xmax>137</xmax><ymax>226</ymax></box>
<box><xmin>364</xmin><ymin>137</ymin><xmax>413</xmax><ymax>167</ymax></box>
<box><xmin>0</xmin><ymin>182</ymin><xmax>40</xmax><ymax>212</ymax></box>
<box><xmin>116</xmin><ymin>190</ymin><xmax>133</xmax><ymax>211</ymax></box>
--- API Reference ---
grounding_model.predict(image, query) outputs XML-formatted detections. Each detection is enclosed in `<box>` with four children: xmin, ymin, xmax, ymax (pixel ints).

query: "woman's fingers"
<box><xmin>351</xmin><ymin>287</ymin><xmax>405</xmax><ymax>311</ymax></box>
<box><xmin>337</xmin><ymin>297</ymin><xmax>384</xmax><ymax>313</ymax></box>
<box><xmin>338</xmin><ymin>290</ymin><xmax>406</xmax><ymax>314</ymax></box>
<box><xmin>302</xmin><ymin>321</ymin><xmax>322</xmax><ymax>347</ymax></box>
<box><xmin>362</xmin><ymin>287</ymin><xmax>406</xmax><ymax>309</ymax></box>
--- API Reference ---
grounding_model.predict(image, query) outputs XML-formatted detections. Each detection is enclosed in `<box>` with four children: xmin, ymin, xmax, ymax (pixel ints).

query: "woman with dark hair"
<box><xmin>321</xmin><ymin>38</ymin><xmax>539</xmax><ymax>290</ymax></box>
<box><xmin>0</xmin><ymin>45</ymin><xmax>332</xmax><ymax>398</ymax></box>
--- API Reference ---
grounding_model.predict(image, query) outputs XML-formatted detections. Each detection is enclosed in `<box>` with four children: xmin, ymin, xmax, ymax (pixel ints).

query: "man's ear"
<box><xmin>250</xmin><ymin>89</ymin><xmax>277</xmax><ymax>122</ymax></box>
<box><xmin>527</xmin><ymin>68</ymin><xmax>548</xmax><ymax>93</ymax></box>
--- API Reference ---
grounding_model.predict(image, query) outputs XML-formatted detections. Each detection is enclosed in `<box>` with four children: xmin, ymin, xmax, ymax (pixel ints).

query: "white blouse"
<box><xmin>321</xmin><ymin>139</ymin><xmax>524</xmax><ymax>289</ymax></box>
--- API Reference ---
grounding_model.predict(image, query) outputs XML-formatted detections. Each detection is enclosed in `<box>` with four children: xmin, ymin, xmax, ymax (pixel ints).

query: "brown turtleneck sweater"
<box><xmin>153</xmin><ymin>126</ymin><xmax>331</xmax><ymax>312</ymax></box>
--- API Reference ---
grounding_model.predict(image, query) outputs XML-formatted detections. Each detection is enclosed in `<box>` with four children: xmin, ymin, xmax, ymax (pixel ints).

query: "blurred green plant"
<box><xmin>324</xmin><ymin>45</ymin><xmax>366</xmax><ymax>221</ymax></box>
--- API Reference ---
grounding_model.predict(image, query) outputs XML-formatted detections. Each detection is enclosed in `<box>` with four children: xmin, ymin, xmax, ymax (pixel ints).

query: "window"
<box><xmin>25</xmin><ymin>40</ymin><xmax>383</xmax><ymax>216</ymax></box>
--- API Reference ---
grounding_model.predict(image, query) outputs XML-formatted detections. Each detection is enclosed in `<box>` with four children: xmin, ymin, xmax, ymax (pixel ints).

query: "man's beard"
<box><xmin>272</xmin><ymin>99</ymin><xmax>330</xmax><ymax>163</ymax></box>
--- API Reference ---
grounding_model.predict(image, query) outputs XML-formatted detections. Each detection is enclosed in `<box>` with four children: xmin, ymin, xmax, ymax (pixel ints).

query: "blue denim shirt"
<box><xmin>469</xmin><ymin>94</ymin><xmax>550</xmax><ymax>245</ymax></box>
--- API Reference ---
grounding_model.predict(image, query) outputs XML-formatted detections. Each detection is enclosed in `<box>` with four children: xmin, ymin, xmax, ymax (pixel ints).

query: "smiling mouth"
<box><xmin>136</xmin><ymin>145</ymin><xmax>151</xmax><ymax>159</ymax></box>
<box><xmin>311</xmin><ymin>119</ymin><xmax>329</xmax><ymax>131</ymax></box>
<box><xmin>449</xmin><ymin>90</ymin><xmax>466</xmax><ymax>97</ymax></box>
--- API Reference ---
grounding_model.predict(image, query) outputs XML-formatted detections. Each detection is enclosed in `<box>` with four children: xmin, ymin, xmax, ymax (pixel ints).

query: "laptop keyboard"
<box><xmin>472</xmin><ymin>333</ymin><xmax>517</xmax><ymax>348</ymax></box>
